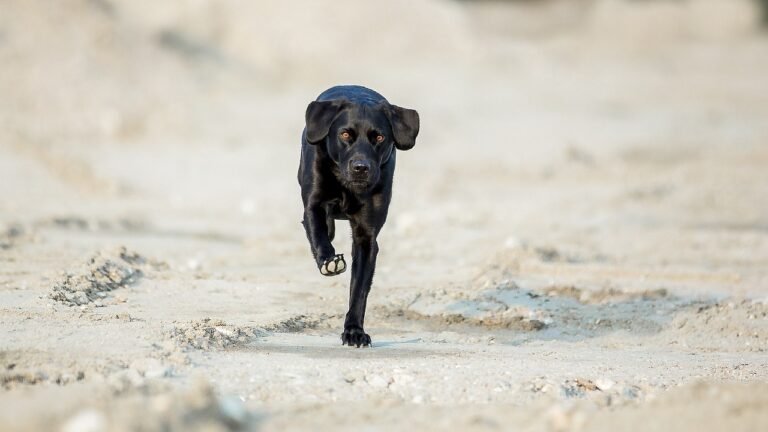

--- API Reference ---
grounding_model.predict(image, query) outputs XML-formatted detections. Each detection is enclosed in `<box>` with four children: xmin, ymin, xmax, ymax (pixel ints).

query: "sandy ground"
<box><xmin>1</xmin><ymin>0</ymin><xmax>768</xmax><ymax>431</ymax></box>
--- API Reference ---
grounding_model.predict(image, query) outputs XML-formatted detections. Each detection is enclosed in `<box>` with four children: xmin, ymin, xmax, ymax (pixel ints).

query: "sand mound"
<box><xmin>260</xmin><ymin>381</ymin><xmax>768</xmax><ymax>432</ymax></box>
<box><xmin>166</xmin><ymin>319</ymin><xmax>265</xmax><ymax>351</ymax></box>
<box><xmin>388</xmin><ymin>279</ymin><xmax>695</xmax><ymax>338</ymax></box>
<box><xmin>381</xmin><ymin>304</ymin><xmax>547</xmax><ymax>332</ymax></box>
<box><xmin>580</xmin><ymin>381</ymin><xmax>768</xmax><ymax>432</ymax></box>
<box><xmin>0</xmin><ymin>224</ymin><xmax>29</xmax><ymax>250</ymax></box>
<box><xmin>49</xmin><ymin>247</ymin><xmax>162</xmax><ymax>307</ymax></box>
<box><xmin>540</xmin><ymin>285</ymin><xmax>669</xmax><ymax>305</ymax></box>
<box><xmin>264</xmin><ymin>313</ymin><xmax>340</xmax><ymax>333</ymax></box>
<box><xmin>60</xmin><ymin>379</ymin><xmax>256</xmax><ymax>432</ymax></box>
<box><xmin>392</xmin><ymin>275</ymin><xmax>768</xmax><ymax>351</ymax></box>
<box><xmin>1</xmin><ymin>369</ymin><xmax>50</xmax><ymax>390</ymax></box>
<box><xmin>665</xmin><ymin>300</ymin><xmax>768</xmax><ymax>352</ymax></box>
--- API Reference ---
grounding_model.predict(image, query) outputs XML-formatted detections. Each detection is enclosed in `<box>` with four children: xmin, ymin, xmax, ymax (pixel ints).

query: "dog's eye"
<box><xmin>340</xmin><ymin>131</ymin><xmax>351</xmax><ymax>141</ymax></box>
<box><xmin>375</xmin><ymin>135</ymin><xmax>385</xmax><ymax>143</ymax></box>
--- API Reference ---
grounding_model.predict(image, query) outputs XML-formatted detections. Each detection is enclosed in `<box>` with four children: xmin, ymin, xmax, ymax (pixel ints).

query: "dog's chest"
<box><xmin>326</xmin><ymin>191</ymin><xmax>362</xmax><ymax>219</ymax></box>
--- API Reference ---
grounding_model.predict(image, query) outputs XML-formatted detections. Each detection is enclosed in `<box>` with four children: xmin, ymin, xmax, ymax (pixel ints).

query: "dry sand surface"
<box><xmin>1</xmin><ymin>0</ymin><xmax>768</xmax><ymax>431</ymax></box>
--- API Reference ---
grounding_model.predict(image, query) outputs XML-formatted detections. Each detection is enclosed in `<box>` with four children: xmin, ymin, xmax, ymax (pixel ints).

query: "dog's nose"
<box><xmin>351</xmin><ymin>160</ymin><xmax>370</xmax><ymax>174</ymax></box>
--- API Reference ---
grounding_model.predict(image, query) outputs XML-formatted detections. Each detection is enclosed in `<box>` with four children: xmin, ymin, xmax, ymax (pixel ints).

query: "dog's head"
<box><xmin>305</xmin><ymin>99</ymin><xmax>419</xmax><ymax>192</ymax></box>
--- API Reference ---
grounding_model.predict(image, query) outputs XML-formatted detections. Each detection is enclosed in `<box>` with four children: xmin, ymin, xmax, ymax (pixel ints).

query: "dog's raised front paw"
<box><xmin>341</xmin><ymin>327</ymin><xmax>371</xmax><ymax>347</ymax></box>
<box><xmin>319</xmin><ymin>254</ymin><xmax>346</xmax><ymax>276</ymax></box>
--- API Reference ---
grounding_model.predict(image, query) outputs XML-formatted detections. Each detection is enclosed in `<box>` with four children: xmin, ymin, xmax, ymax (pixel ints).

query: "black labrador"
<box><xmin>298</xmin><ymin>85</ymin><xmax>420</xmax><ymax>347</ymax></box>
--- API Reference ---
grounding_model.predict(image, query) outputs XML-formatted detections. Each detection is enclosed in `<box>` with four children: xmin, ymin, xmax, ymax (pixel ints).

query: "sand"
<box><xmin>1</xmin><ymin>0</ymin><xmax>767</xmax><ymax>430</ymax></box>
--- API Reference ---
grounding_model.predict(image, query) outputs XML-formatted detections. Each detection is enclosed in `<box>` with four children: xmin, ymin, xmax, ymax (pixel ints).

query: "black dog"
<box><xmin>298</xmin><ymin>85</ymin><xmax>419</xmax><ymax>347</ymax></box>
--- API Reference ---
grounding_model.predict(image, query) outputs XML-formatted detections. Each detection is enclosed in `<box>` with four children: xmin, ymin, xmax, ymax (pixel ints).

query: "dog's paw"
<box><xmin>341</xmin><ymin>328</ymin><xmax>371</xmax><ymax>348</ymax></box>
<box><xmin>319</xmin><ymin>254</ymin><xmax>346</xmax><ymax>276</ymax></box>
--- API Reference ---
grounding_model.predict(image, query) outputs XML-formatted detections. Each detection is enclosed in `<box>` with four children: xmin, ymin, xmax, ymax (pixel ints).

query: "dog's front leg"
<box><xmin>342</xmin><ymin>226</ymin><xmax>378</xmax><ymax>347</ymax></box>
<box><xmin>303</xmin><ymin>204</ymin><xmax>346</xmax><ymax>276</ymax></box>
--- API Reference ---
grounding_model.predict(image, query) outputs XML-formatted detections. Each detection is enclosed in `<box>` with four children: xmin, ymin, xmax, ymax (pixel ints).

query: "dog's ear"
<box><xmin>305</xmin><ymin>99</ymin><xmax>347</xmax><ymax>144</ymax></box>
<box><xmin>385</xmin><ymin>104</ymin><xmax>420</xmax><ymax>151</ymax></box>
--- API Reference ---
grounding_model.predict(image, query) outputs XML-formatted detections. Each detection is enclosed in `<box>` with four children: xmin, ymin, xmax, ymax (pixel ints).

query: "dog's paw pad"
<box><xmin>319</xmin><ymin>254</ymin><xmax>346</xmax><ymax>276</ymax></box>
<box><xmin>341</xmin><ymin>328</ymin><xmax>371</xmax><ymax>348</ymax></box>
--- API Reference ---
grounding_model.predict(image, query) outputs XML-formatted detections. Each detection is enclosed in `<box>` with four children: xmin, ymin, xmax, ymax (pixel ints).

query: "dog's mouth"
<box><xmin>339</xmin><ymin>168</ymin><xmax>377</xmax><ymax>191</ymax></box>
<box><xmin>345</xmin><ymin>178</ymin><xmax>372</xmax><ymax>191</ymax></box>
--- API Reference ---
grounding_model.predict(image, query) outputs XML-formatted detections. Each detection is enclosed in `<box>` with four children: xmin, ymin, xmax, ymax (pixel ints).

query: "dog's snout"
<box><xmin>350</xmin><ymin>160</ymin><xmax>371</xmax><ymax>174</ymax></box>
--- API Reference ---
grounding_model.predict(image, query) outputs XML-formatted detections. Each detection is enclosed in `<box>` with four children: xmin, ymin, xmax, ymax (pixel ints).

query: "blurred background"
<box><xmin>0</xmin><ymin>0</ymin><xmax>768</xmax><ymax>298</ymax></box>
<box><xmin>2</xmin><ymin>0</ymin><xmax>766</xmax><ymax>284</ymax></box>
<box><xmin>1</xmin><ymin>1</ymin><xmax>768</xmax><ymax>430</ymax></box>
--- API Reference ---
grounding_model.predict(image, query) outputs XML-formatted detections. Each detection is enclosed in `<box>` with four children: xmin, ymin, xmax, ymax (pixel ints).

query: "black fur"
<box><xmin>298</xmin><ymin>85</ymin><xmax>419</xmax><ymax>347</ymax></box>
